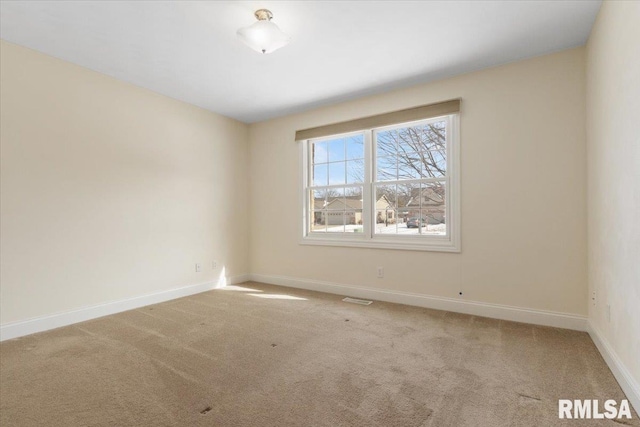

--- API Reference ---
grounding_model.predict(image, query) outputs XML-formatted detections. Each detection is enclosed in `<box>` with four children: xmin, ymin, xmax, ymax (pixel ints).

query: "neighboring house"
<box><xmin>398</xmin><ymin>186</ymin><xmax>445</xmax><ymax>224</ymax></box>
<box><xmin>324</xmin><ymin>197</ymin><xmax>363</xmax><ymax>225</ymax></box>
<box><xmin>314</xmin><ymin>195</ymin><xmax>395</xmax><ymax>225</ymax></box>
<box><xmin>314</xmin><ymin>188</ymin><xmax>443</xmax><ymax>227</ymax></box>
<box><xmin>375</xmin><ymin>195</ymin><xmax>395</xmax><ymax>224</ymax></box>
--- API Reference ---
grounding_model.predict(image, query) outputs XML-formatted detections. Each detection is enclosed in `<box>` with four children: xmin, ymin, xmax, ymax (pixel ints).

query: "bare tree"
<box><xmin>376</xmin><ymin>122</ymin><xmax>446</xmax><ymax>219</ymax></box>
<box><xmin>377</xmin><ymin>122</ymin><xmax>446</xmax><ymax>179</ymax></box>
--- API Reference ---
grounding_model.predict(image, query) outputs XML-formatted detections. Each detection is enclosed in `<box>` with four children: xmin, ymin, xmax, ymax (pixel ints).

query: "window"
<box><xmin>300</xmin><ymin>106</ymin><xmax>460</xmax><ymax>252</ymax></box>
<box><xmin>309</xmin><ymin>133</ymin><xmax>365</xmax><ymax>234</ymax></box>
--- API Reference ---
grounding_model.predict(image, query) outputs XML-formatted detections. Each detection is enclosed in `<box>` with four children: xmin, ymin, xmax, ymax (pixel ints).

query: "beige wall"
<box><xmin>0</xmin><ymin>41</ymin><xmax>249</xmax><ymax>325</ymax></box>
<box><xmin>249</xmin><ymin>47</ymin><xmax>587</xmax><ymax>315</ymax></box>
<box><xmin>587</xmin><ymin>1</ymin><xmax>640</xmax><ymax>388</ymax></box>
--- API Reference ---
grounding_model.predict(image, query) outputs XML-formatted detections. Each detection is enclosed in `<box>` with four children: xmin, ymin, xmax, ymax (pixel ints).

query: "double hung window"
<box><xmin>299</xmin><ymin>100</ymin><xmax>460</xmax><ymax>252</ymax></box>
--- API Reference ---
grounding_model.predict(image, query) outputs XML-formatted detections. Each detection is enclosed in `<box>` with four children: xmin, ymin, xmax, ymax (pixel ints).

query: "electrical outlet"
<box><xmin>212</xmin><ymin>260</ymin><xmax>218</xmax><ymax>269</ymax></box>
<box><xmin>377</xmin><ymin>267</ymin><xmax>384</xmax><ymax>278</ymax></box>
<box><xmin>591</xmin><ymin>291</ymin><xmax>596</xmax><ymax>306</ymax></box>
<box><xmin>195</xmin><ymin>263</ymin><xmax>202</xmax><ymax>272</ymax></box>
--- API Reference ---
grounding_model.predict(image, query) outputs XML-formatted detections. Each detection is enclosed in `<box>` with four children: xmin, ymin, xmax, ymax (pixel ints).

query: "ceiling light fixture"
<box><xmin>237</xmin><ymin>9</ymin><xmax>290</xmax><ymax>54</ymax></box>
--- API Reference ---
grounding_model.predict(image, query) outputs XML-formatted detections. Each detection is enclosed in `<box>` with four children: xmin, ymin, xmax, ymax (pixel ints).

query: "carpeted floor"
<box><xmin>0</xmin><ymin>282</ymin><xmax>637</xmax><ymax>426</ymax></box>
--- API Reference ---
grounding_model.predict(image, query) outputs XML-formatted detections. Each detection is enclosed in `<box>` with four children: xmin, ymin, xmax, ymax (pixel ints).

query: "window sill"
<box><xmin>300</xmin><ymin>235</ymin><xmax>460</xmax><ymax>253</ymax></box>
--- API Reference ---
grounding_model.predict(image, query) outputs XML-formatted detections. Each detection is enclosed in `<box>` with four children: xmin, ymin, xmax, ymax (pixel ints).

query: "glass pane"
<box><xmin>326</xmin><ymin>188</ymin><xmax>345</xmax><ymax>210</ymax></box>
<box><xmin>346</xmin><ymin>135</ymin><xmax>364</xmax><ymax>160</ymax></box>
<box><xmin>375</xmin><ymin>210</ymin><xmax>397</xmax><ymax>234</ymax></box>
<box><xmin>398</xmin><ymin>153</ymin><xmax>422</xmax><ymax>180</ymax></box>
<box><xmin>343</xmin><ymin>188</ymin><xmax>363</xmax><ymax>213</ymax></box>
<box><xmin>376</xmin><ymin>130</ymin><xmax>397</xmax><ymax>157</ymax></box>
<box><xmin>421</xmin><ymin>150</ymin><xmax>446</xmax><ymax>178</ymax></box>
<box><xmin>375</xmin><ymin>184</ymin><xmax>395</xmax><ymax>210</ymax></box>
<box><xmin>421</xmin><ymin>182</ymin><xmax>446</xmax><ymax>236</ymax></box>
<box><xmin>421</xmin><ymin>121</ymin><xmax>446</xmax><ymax>151</ymax></box>
<box><xmin>346</xmin><ymin>159</ymin><xmax>364</xmax><ymax>184</ymax></box>
<box><xmin>345</xmin><ymin>186</ymin><xmax>363</xmax><ymax>200</ymax></box>
<box><xmin>325</xmin><ymin>211</ymin><xmax>345</xmax><ymax>233</ymax></box>
<box><xmin>397</xmin><ymin>183</ymin><xmax>419</xmax><ymax>210</ymax></box>
<box><xmin>345</xmin><ymin>210</ymin><xmax>363</xmax><ymax>233</ymax></box>
<box><xmin>397</xmin><ymin>183</ymin><xmax>420</xmax><ymax>234</ymax></box>
<box><xmin>313</xmin><ymin>164</ymin><xmax>328</xmax><ymax>186</ymax></box>
<box><xmin>328</xmin><ymin>162</ymin><xmax>346</xmax><ymax>185</ymax></box>
<box><xmin>312</xmin><ymin>190</ymin><xmax>327</xmax><ymax>210</ymax></box>
<box><xmin>376</xmin><ymin>156</ymin><xmax>397</xmax><ymax>181</ymax></box>
<box><xmin>328</xmin><ymin>138</ymin><xmax>345</xmax><ymax>162</ymax></box>
<box><xmin>310</xmin><ymin>211</ymin><xmax>326</xmax><ymax>232</ymax></box>
<box><xmin>312</xmin><ymin>141</ymin><xmax>328</xmax><ymax>164</ymax></box>
<box><xmin>374</xmin><ymin>185</ymin><xmax>396</xmax><ymax>234</ymax></box>
<box><xmin>398</xmin><ymin>128</ymin><xmax>420</xmax><ymax>154</ymax></box>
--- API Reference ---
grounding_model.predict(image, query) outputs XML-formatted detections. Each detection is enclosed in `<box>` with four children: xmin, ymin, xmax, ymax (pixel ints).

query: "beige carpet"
<box><xmin>1</xmin><ymin>282</ymin><xmax>637</xmax><ymax>426</ymax></box>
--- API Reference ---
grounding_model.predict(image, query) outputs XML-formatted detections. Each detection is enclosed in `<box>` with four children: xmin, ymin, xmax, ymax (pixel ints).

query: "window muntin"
<box><xmin>303</xmin><ymin>115</ymin><xmax>459</xmax><ymax>251</ymax></box>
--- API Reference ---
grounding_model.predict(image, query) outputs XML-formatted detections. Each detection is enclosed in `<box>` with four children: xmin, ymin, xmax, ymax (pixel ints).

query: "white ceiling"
<box><xmin>0</xmin><ymin>1</ymin><xmax>601</xmax><ymax>123</ymax></box>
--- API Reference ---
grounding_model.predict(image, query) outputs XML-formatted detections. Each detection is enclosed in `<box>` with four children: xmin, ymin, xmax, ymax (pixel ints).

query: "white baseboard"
<box><xmin>588</xmin><ymin>321</ymin><xmax>640</xmax><ymax>414</ymax></box>
<box><xmin>0</xmin><ymin>274</ymin><xmax>249</xmax><ymax>342</ymax></box>
<box><xmin>248</xmin><ymin>273</ymin><xmax>588</xmax><ymax>331</ymax></box>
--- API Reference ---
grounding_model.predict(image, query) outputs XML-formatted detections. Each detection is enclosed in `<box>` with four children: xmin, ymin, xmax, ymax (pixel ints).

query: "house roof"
<box><xmin>406</xmin><ymin>187</ymin><xmax>445</xmax><ymax>207</ymax></box>
<box><xmin>315</xmin><ymin>194</ymin><xmax>399</xmax><ymax>211</ymax></box>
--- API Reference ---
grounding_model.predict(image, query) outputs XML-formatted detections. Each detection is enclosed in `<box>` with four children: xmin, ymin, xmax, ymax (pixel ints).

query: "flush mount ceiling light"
<box><xmin>237</xmin><ymin>9</ymin><xmax>290</xmax><ymax>54</ymax></box>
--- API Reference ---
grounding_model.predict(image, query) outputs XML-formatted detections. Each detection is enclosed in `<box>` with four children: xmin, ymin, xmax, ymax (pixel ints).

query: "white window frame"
<box><xmin>300</xmin><ymin>114</ymin><xmax>460</xmax><ymax>252</ymax></box>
